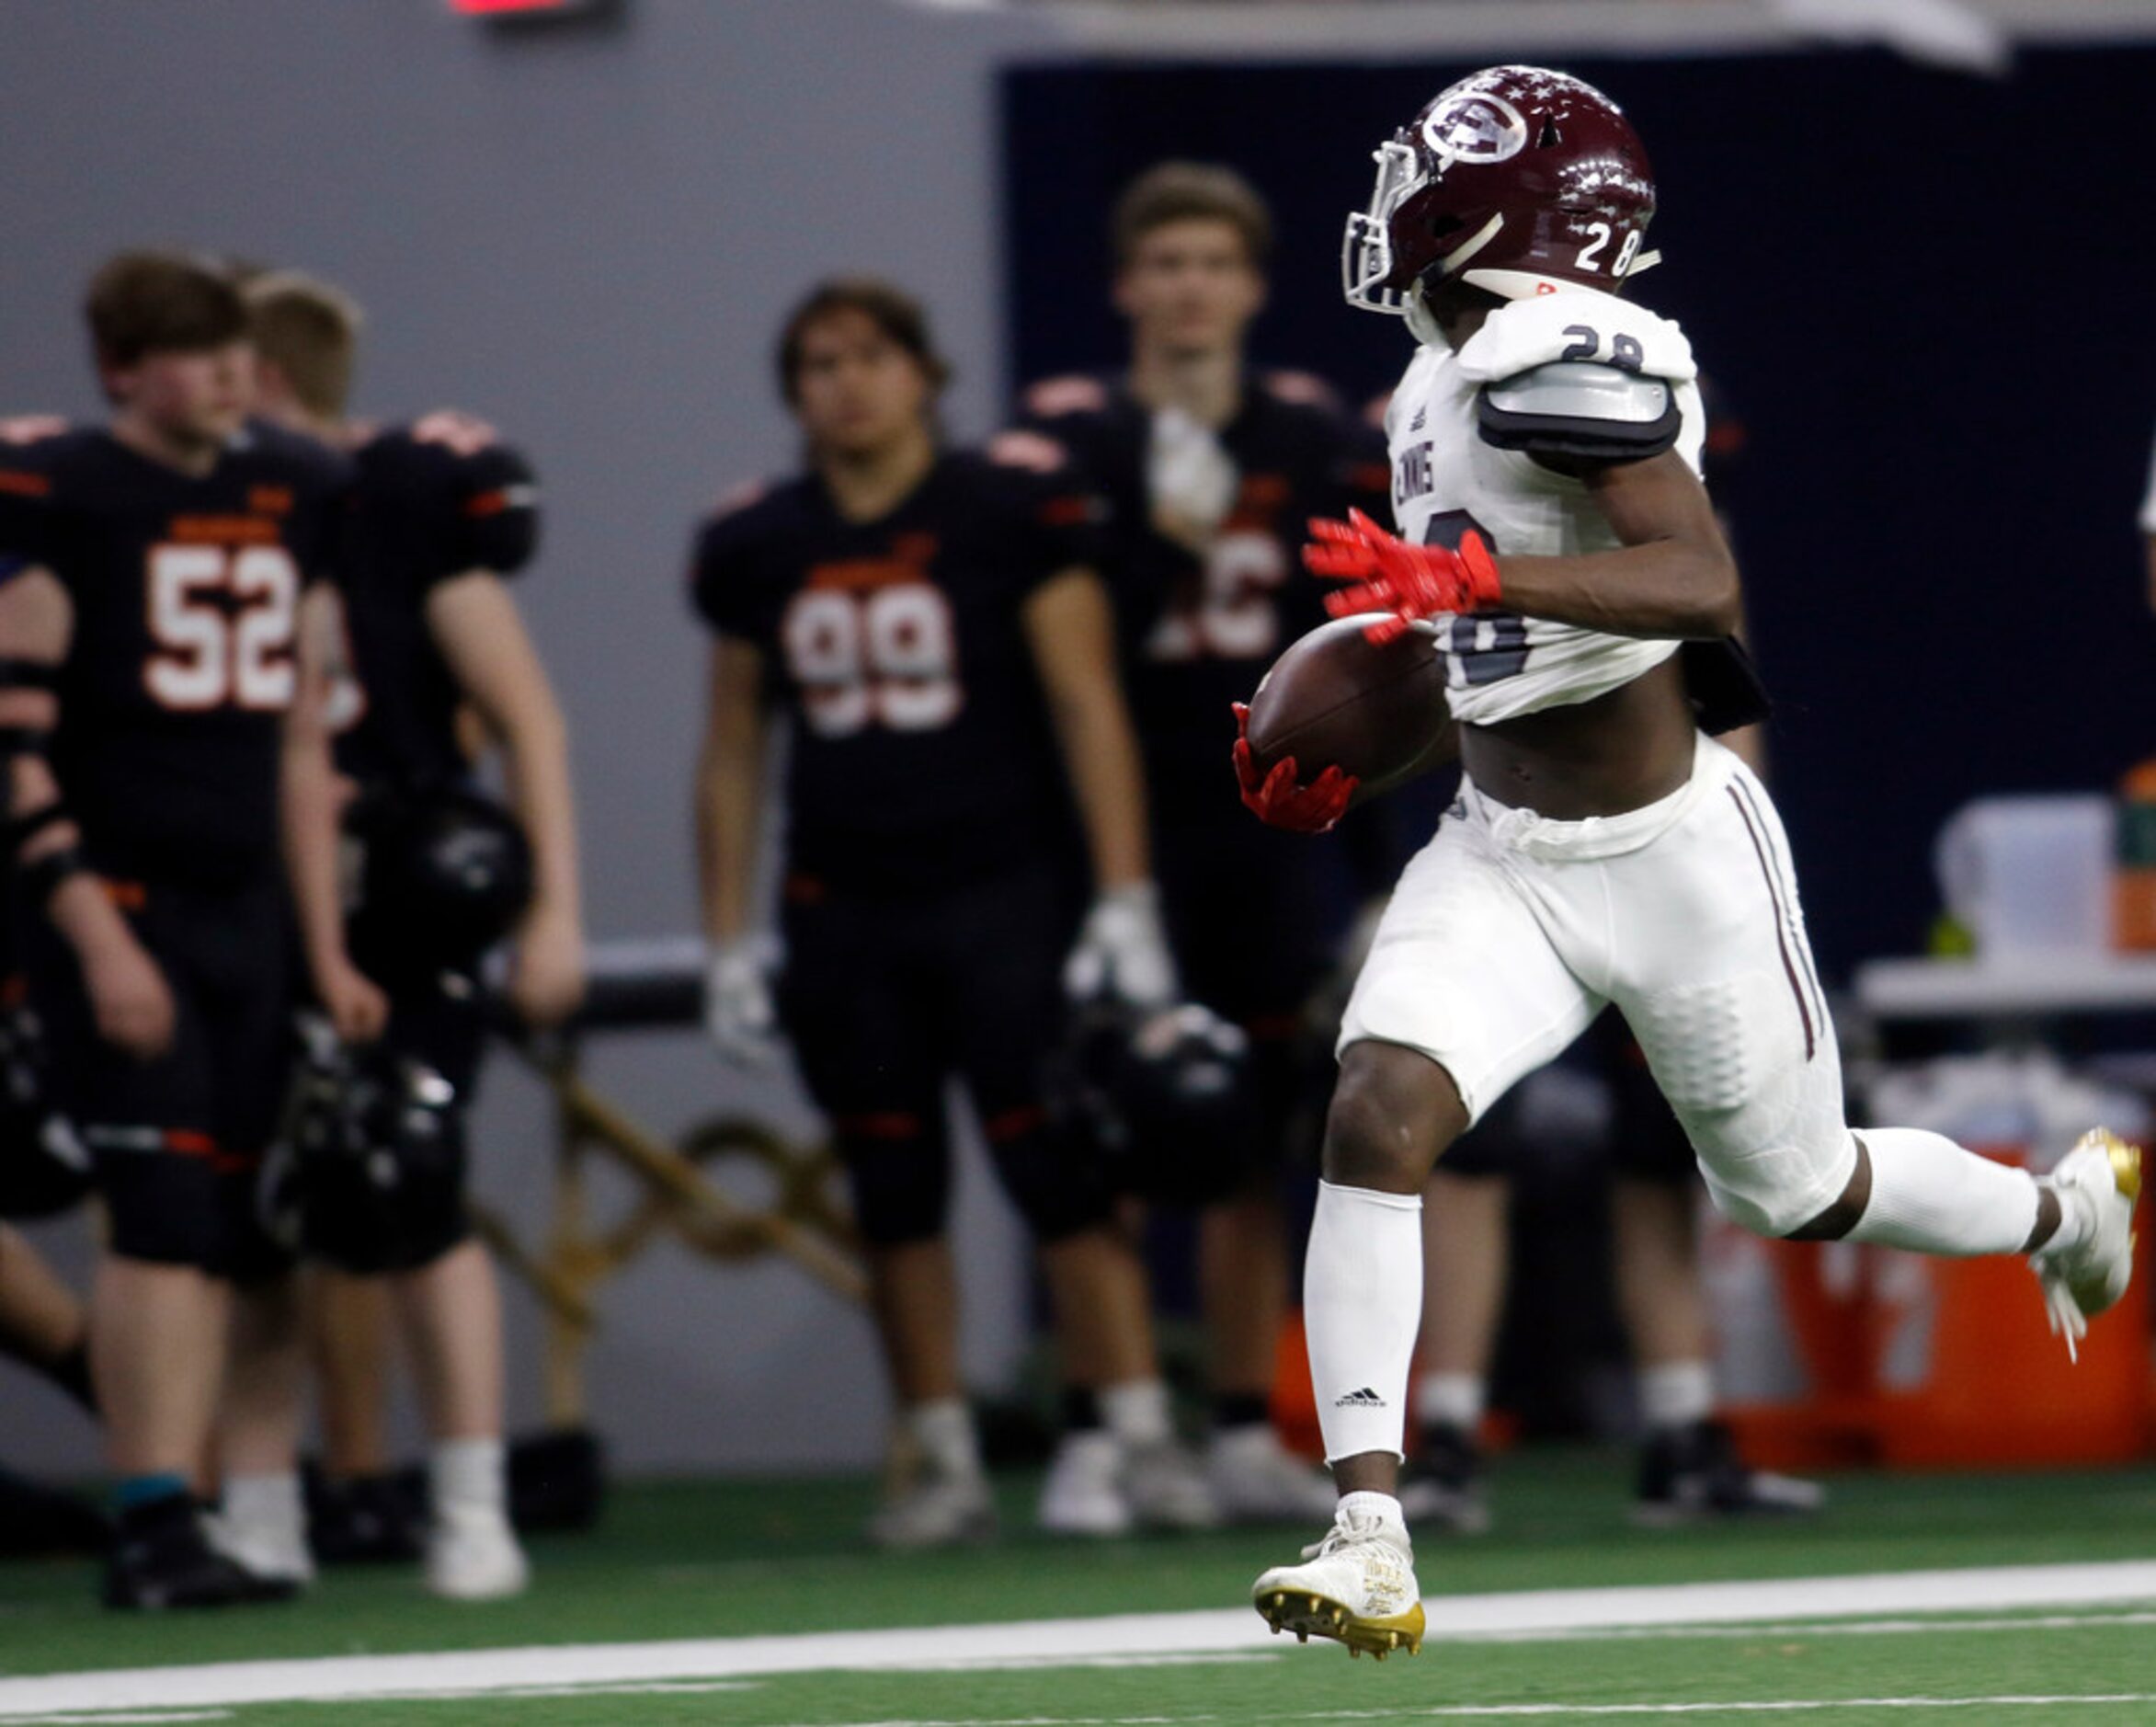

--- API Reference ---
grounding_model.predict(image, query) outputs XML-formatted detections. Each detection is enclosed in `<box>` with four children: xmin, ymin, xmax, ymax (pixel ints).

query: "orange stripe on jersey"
<box><xmin>164</xmin><ymin>1129</ymin><xmax>257</xmax><ymax>1174</ymax></box>
<box><xmin>164</xmin><ymin>1129</ymin><xmax>218</xmax><ymax>1158</ymax></box>
<box><xmin>0</xmin><ymin>471</ymin><xmax>52</xmax><ymax>498</ymax></box>
<box><xmin>836</xmin><ymin>1111</ymin><xmax>927</xmax><ymax>1141</ymax></box>
<box><xmin>1039</xmin><ymin>497</ymin><xmax>1091</xmax><ymax>527</ymax></box>
<box><xmin>248</xmin><ymin>486</ymin><xmax>293</xmax><ymax>516</ymax></box>
<box><xmin>165</xmin><ymin>515</ymin><xmax>278</xmax><ymax>545</ymax></box>
<box><xmin>462</xmin><ymin>489</ymin><xmax>510</xmax><ymax>518</ymax></box>
<box><xmin>981</xmin><ymin>1104</ymin><xmax>1046</xmax><ymax>1145</ymax></box>
<box><xmin>806</xmin><ymin>558</ymin><xmax>928</xmax><ymax>593</ymax></box>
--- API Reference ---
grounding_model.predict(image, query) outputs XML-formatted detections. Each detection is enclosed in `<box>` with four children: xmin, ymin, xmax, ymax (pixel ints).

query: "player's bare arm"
<box><xmin>0</xmin><ymin>568</ymin><xmax>174</xmax><ymax>1059</ymax></box>
<box><xmin>1026</xmin><ymin>566</ymin><xmax>1179</xmax><ymax>1007</ymax></box>
<box><xmin>695</xmin><ymin>634</ymin><xmax>767</xmax><ymax>946</ymax></box>
<box><xmin>426</xmin><ymin>570</ymin><xmax>586</xmax><ymax>1026</ymax></box>
<box><xmin>1496</xmin><ymin>451</ymin><xmax>1740</xmax><ymax>640</ymax></box>
<box><xmin>1021</xmin><ymin>567</ymin><xmax>1152</xmax><ymax>892</ymax></box>
<box><xmin>692</xmin><ymin>633</ymin><xmax>781</xmax><ymax>1067</ymax></box>
<box><xmin>1309</xmin><ymin>453</ymin><xmax>1737</xmax><ymax>646</ymax></box>
<box><xmin>282</xmin><ymin>585</ymin><xmax>388</xmax><ymax>1045</ymax></box>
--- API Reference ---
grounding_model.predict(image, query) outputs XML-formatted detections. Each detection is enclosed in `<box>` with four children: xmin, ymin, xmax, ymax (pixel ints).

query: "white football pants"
<box><xmin>1340</xmin><ymin>732</ymin><xmax>1853</xmax><ymax>1240</ymax></box>
<box><xmin>1312</xmin><ymin>734</ymin><xmax>2054</xmax><ymax>1465</ymax></box>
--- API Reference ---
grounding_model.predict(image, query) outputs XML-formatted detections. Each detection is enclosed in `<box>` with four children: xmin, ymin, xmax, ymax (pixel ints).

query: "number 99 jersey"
<box><xmin>0</xmin><ymin>419</ymin><xmax>349</xmax><ymax>885</ymax></box>
<box><xmin>689</xmin><ymin>440</ymin><xmax>1105</xmax><ymax>892</ymax></box>
<box><xmin>1386</xmin><ymin>290</ymin><xmax>1705</xmax><ymax>726</ymax></box>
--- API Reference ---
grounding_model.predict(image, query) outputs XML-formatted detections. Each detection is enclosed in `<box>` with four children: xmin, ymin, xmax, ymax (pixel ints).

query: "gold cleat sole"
<box><xmin>2064</xmin><ymin>1130</ymin><xmax>2142</xmax><ymax>1321</ymax></box>
<box><xmin>2097</xmin><ymin>1131</ymin><xmax>2142</xmax><ymax>1207</ymax></box>
<box><xmin>1254</xmin><ymin>1587</ymin><xmax>1426</xmax><ymax>1660</ymax></box>
<box><xmin>2106</xmin><ymin>1131</ymin><xmax>2141</xmax><ymax>1278</ymax></box>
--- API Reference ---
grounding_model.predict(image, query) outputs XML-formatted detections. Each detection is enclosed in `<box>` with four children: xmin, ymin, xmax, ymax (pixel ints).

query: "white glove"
<box><xmin>704</xmin><ymin>938</ymin><xmax>782</xmax><ymax>1068</ymax></box>
<box><xmin>1063</xmin><ymin>883</ymin><xmax>1178</xmax><ymax>1009</ymax></box>
<box><xmin>1146</xmin><ymin>405</ymin><xmax>1238</xmax><ymax>543</ymax></box>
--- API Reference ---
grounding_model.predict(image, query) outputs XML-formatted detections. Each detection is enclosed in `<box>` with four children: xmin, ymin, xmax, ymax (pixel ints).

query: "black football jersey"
<box><xmin>335</xmin><ymin>414</ymin><xmax>541</xmax><ymax>790</ymax></box>
<box><xmin>0</xmin><ymin>420</ymin><xmax>348</xmax><ymax>885</ymax></box>
<box><xmin>690</xmin><ymin>440</ymin><xmax>1101</xmax><ymax>891</ymax></box>
<box><xmin>1020</xmin><ymin>371</ymin><xmax>1392</xmax><ymax>806</ymax></box>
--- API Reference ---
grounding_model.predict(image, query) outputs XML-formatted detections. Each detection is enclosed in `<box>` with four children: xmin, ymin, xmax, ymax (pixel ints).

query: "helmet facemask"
<box><xmin>1340</xmin><ymin>139</ymin><xmax>1424</xmax><ymax>317</ymax></box>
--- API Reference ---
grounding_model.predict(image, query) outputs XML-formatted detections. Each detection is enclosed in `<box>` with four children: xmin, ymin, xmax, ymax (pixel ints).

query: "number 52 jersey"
<box><xmin>0</xmin><ymin>420</ymin><xmax>349</xmax><ymax>885</ymax></box>
<box><xmin>688</xmin><ymin>440</ymin><xmax>1105</xmax><ymax>892</ymax></box>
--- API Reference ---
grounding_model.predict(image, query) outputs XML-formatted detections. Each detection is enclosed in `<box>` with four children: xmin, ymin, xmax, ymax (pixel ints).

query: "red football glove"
<box><xmin>1231</xmin><ymin>702</ymin><xmax>1357</xmax><ymax>835</ymax></box>
<box><xmin>1303</xmin><ymin>507</ymin><xmax>1503</xmax><ymax>644</ymax></box>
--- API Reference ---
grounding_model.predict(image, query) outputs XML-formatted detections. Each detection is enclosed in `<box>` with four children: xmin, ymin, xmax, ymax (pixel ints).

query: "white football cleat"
<box><xmin>425</xmin><ymin>1505</ymin><xmax>530</xmax><ymax>1601</ymax></box>
<box><xmin>2032</xmin><ymin>1128</ymin><xmax>2142</xmax><ymax>1362</ymax></box>
<box><xmin>1252</xmin><ymin>1497</ymin><xmax>1425</xmax><ymax>1659</ymax></box>
<box><xmin>868</xmin><ymin>1467</ymin><xmax>996</xmax><ymax>1550</ymax></box>
<box><xmin>1121</xmin><ymin>1437</ymin><xmax>1221</xmax><ymax>1531</ymax></box>
<box><xmin>1207</xmin><ymin>1424</ymin><xmax>1337</xmax><ymax>1525</ymax></box>
<box><xmin>1038</xmin><ymin>1432</ymin><xmax>1133</xmax><ymax>1537</ymax></box>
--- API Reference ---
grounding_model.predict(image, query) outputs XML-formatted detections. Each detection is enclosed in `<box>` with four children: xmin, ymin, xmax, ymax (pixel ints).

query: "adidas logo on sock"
<box><xmin>1333</xmin><ymin>1387</ymin><xmax>1386</xmax><ymax>1408</ymax></box>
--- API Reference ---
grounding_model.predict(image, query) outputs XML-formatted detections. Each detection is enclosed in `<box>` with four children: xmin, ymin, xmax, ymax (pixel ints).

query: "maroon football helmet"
<box><xmin>1343</xmin><ymin>66</ymin><xmax>1660</xmax><ymax>330</ymax></box>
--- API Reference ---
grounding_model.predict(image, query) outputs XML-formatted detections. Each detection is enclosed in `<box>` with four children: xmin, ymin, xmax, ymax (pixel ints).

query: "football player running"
<box><xmin>1407</xmin><ymin>1017</ymin><xmax>1822</xmax><ymax>1532</ymax></box>
<box><xmin>0</xmin><ymin>254</ymin><xmax>370</xmax><ymax>1608</ymax></box>
<box><xmin>1022</xmin><ymin>165</ymin><xmax>1396</xmax><ymax>1524</ymax></box>
<box><xmin>1244</xmin><ymin>67</ymin><xmax>2139</xmax><ymax>1657</ymax></box>
<box><xmin>245</xmin><ymin>270</ymin><xmax>582</xmax><ymax>1599</ymax></box>
<box><xmin>693</xmin><ymin>279</ymin><xmax>1214</xmax><ymax>1545</ymax></box>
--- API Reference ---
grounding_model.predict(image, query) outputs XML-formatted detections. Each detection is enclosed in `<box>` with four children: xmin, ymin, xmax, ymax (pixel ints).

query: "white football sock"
<box><xmin>222</xmin><ymin>1471</ymin><xmax>304</xmax><ymax>1544</ymax></box>
<box><xmin>212</xmin><ymin>1470</ymin><xmax>312</xmax><ymax>1581</ymax></box>
<box><xmin>1306</xmin><ymin>1180</ymin><xmax>1422</xmax><ymax>1464</ymax></box>
<box><xmin>1338</xmin><ymin>1489</ymin><xmax>1409</xmax><ymax>1541</ymax></box>
<box><xmin>1412</xmin><ymin>1371</ymin><xmax>1485</xmax><ymax>1432</ymax></box>
<box><xmin>908</xmin><ymin>1398</ymin><xmax>984</xmax><ymax>1480</ymax></box>
<box><xmin>1100</xmin><ymin>1378</ymin><xmax>1173</xmax><ymax>1447</ymax></box>
<box><xmin>429</xmin><ymin>1437</ymin><xmax>508</xmax><ymax>1518</ymax></box>
<box><xmin>1637</xmin><ymin>1360</ymin><xmax>1714</xmax><ymax>1430</ymax></box>
<box><xmin>1845</xmin><ymin>1128</ymin><xmax>2040</xmax><ymax>1256</ymax></box>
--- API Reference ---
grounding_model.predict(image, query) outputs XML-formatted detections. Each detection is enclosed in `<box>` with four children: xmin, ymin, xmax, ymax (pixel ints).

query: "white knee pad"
<box><xmin>1690</xmin><ymin>1121</ymin><xmax>1863</xmax><ymax>1233</ymax></box>
<box><xmin>1701</xmin><ymin>1151</ymin><xmax>1851</xmax><ymax>1238</ymax></box>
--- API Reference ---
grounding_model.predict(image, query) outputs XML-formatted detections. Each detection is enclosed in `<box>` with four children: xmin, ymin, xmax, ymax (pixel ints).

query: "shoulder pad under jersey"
<box><xmin>1477</xmin><ymin>360</ymin><xmax>1681</xmax><ymax>463</ymax></box>
<box><xmin>1021</xmin><ymin>375</ymin><xmax>1112</xmax><ymax>421</ymax></box>
<box><xmin>1260</xmin><ymin>370</ymin><xmax>1343</xmax><ymax>414</ymax></box>
<box><xmin>373</xmin><ymin>418</ymin><xmax>539</xmax><ymax>578</ymax></box>
<box><xmin>1456</xmin><ymin>292</ymin><xmax>1696</xmax><ymax>387</ymax></box>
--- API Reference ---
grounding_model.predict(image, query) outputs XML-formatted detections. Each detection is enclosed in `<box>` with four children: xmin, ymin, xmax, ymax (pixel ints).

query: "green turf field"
<box><xmin>3</xmin><ymin>1452</ymin><xmax>2154</xmax><ymax>1724</ymax></box>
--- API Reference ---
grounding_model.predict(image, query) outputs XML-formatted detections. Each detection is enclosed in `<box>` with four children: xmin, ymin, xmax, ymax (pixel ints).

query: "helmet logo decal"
<box><xmin>1421</xmin><ymin>92</ymin><xmax>1528</xmax><ymax>166</ymax></box>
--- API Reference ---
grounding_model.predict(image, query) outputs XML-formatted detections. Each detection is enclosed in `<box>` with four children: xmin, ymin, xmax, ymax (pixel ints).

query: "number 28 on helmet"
<box><xmin>1343</xmin><ymin>64</ymin><xmax>1662</xmax><ymax>342</ymax></box>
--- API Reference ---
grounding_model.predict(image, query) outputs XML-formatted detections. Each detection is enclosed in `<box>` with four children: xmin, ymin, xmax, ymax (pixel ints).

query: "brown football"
<box><xmin>1244</xmin><ymin>614</ymin><xmax>1453</xmax><ymax>791</ymax></box>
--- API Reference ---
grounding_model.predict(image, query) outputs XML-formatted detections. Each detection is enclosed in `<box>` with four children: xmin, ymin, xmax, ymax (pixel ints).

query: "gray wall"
<box><xmin>0</xmin><ymin>0</ymin><xmax>1060</xmax><ymax>1476</ymax></box>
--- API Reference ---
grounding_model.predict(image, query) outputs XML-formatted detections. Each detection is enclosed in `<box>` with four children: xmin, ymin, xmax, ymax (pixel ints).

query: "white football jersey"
<box><xmin>1385</xmin><ymin>288</ymin><xmax>1706</xmax><ymax>726</ymax></box>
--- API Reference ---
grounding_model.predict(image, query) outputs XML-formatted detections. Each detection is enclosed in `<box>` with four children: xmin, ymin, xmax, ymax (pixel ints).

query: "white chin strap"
<box><xmin>1404</xmin><ymin>295</ymin><xmax>1448</xmax><ymax>348</ymax></box>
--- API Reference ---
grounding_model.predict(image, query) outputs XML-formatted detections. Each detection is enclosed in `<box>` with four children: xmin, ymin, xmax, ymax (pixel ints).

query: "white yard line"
<box><xmin>0</xmin><ymin>1716</ymin><xmax>232</xmax><ymax>1725</ymax></box>
<box><xmin>1</xmin><ymin>1561</ymin><xmax>2153</xmax><ymax>1719</ymax></box>
<box><xmin>1466</xmin><ymin>1608</ymin><xmax>2156</xmax><ymax>1643</ymax></box>
<box><xmin>781</xmin><ymin>1704</ymin><xmax>2156</xmax><ymax>1725</ymax></box>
